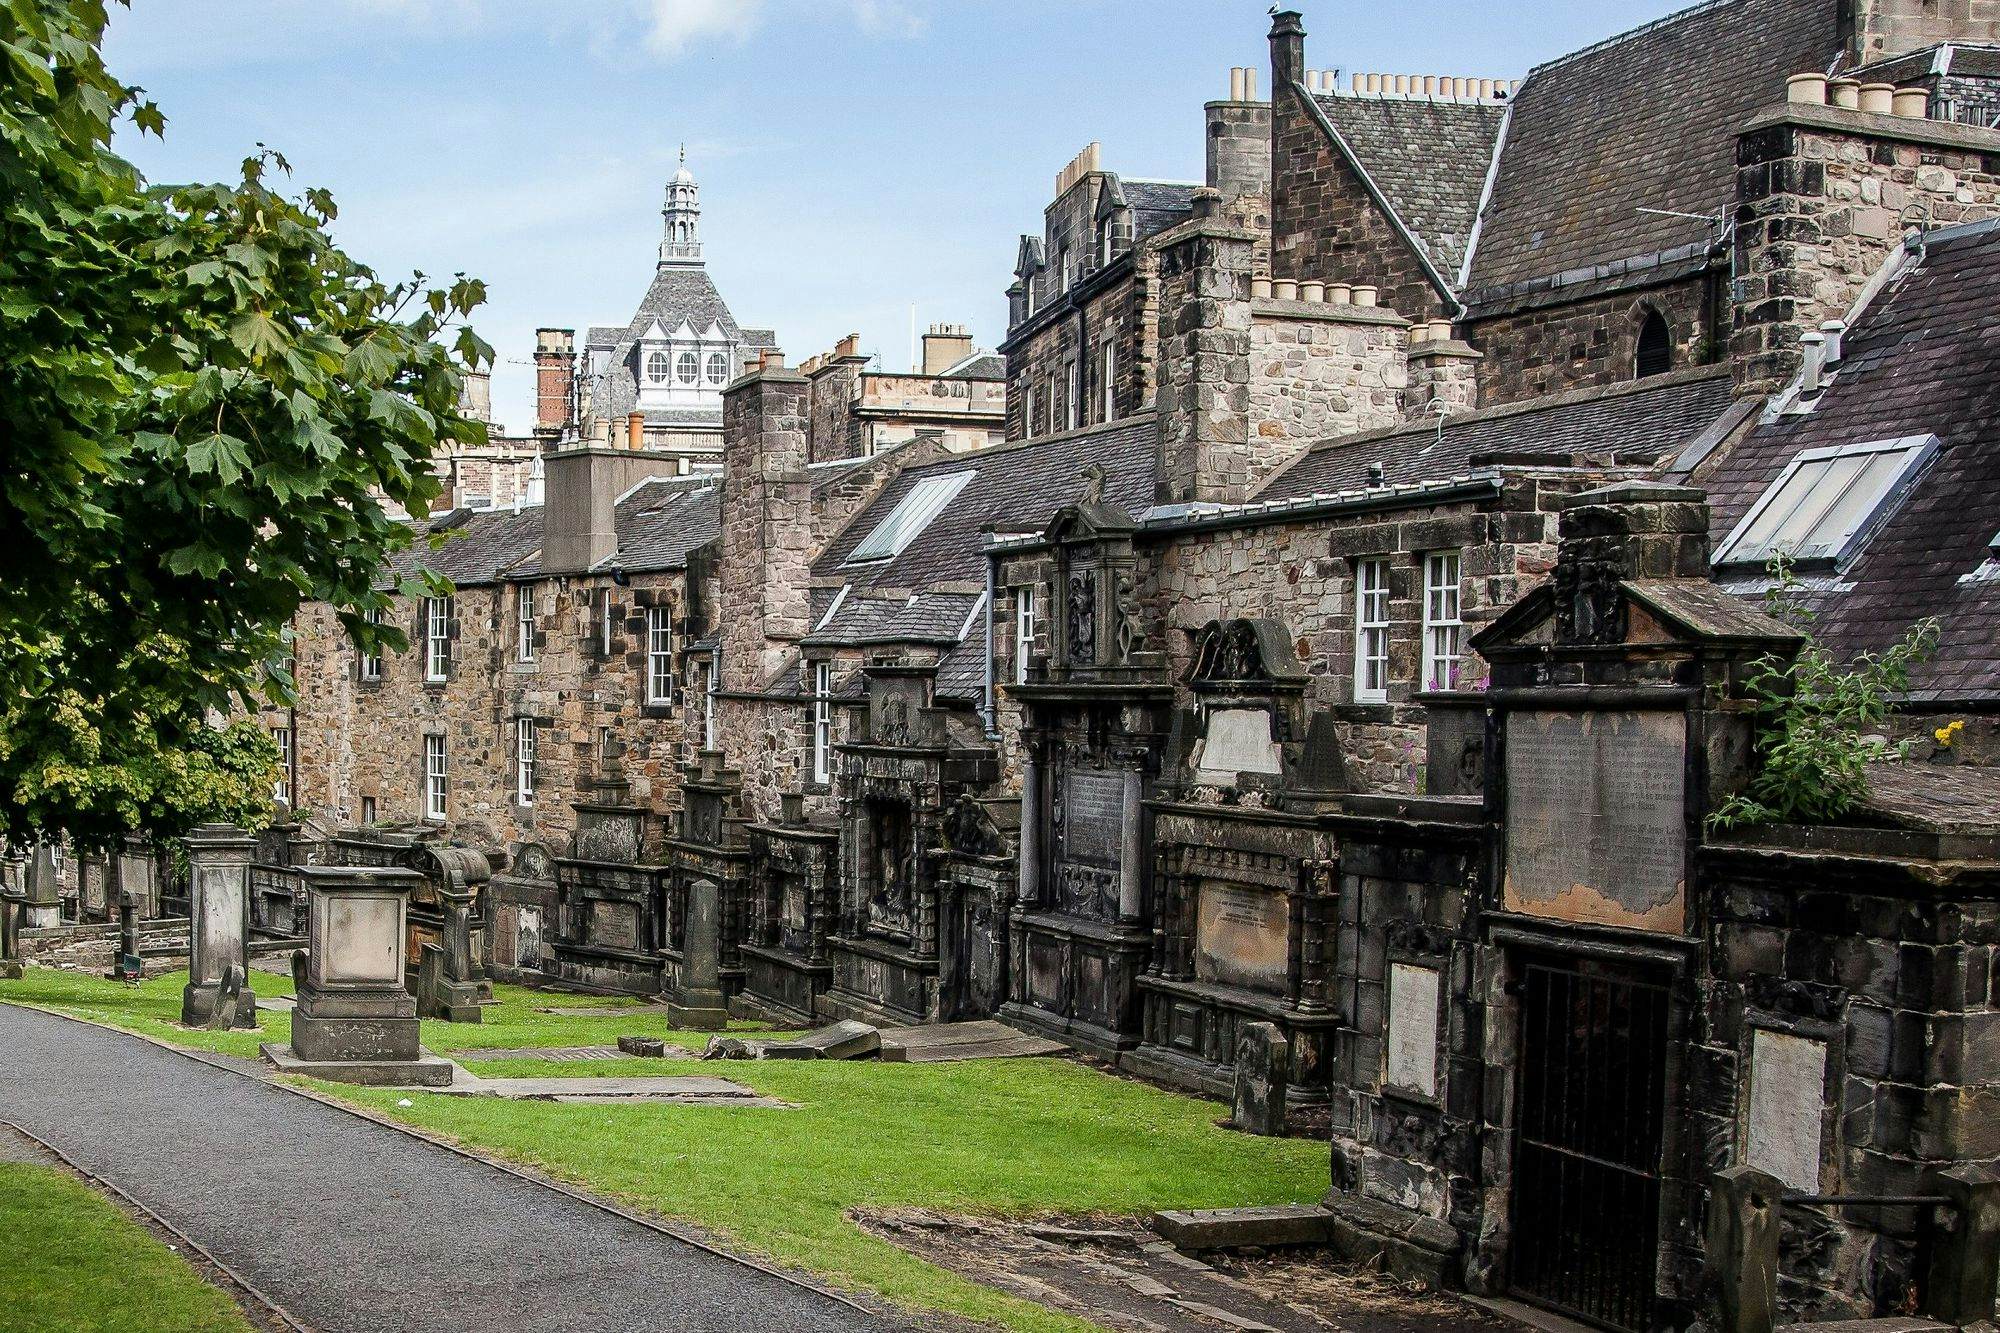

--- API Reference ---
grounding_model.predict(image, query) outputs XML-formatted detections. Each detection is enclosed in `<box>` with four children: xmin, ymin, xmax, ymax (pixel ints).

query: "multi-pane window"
<box><xmin>515</xmin><ymin>716</ymin><xmax>537</xmax><ymax>805</ymax></box>
<box><xmin>359</xmin><ymin>607</ymin><xmax>384</xmax><ymax>682</ymax></box>
<box><xmin>1065</xmin><ymin>361</ymin><xmax>1080</xmax><ymax>430</ymax></box>
<box><xmin>1353</xmin><ymin>558</ymin><xmax>1391</xmax><ymax>703</ymax></box>
<box><xmin>271</xmin><ymin>726</ymin><xmax>293</xmax><ymax>805</ymax></box>
<box><xmin>846</xmin><ymin>471</ymin><xmax>975</xmax><ymax>563</ymax></box>
<box><xmin>1046</xmin><ymin>372</ymin><xmax>1058</xmax><ymax>434</ymax></box>
<box><xmin>599</xmin><ymin>588</ymin><xmax>615</xmax><ymax>656</ymax></box>
<box><xmin>811</xmin><ymin>662</ymin><xmax>832</xmax><ymax>785</ymax></box>
<box><xmin>676</xmin><ymin>350</ymin><xmax>698</xmax><ymax>384</ymax></box>
<box><xmin>1422</xmin><ymin>552</ymin><xmax>1463</xmax><ymax>692</ymax></box>
<box><xmin>1101</xmin><ymin>341</ymin><xmax>1116</xmax><ymax>422</ymax></box>
<box><xmin>424</xmin><ymin>596</ymin><xmax>451</xmax><ymax>682</ymax></box>
<box><xmin>646</xmin><ymin>605</ymin><xmax>674</xmax><ymax>704</ymax></box>
<box><xmin>423</xmin><ymin>733</ymin><xmax>447</xmax><ymax>821</ymax></box>
<box><xmin>515</xmin><ymin>583</ymin><xmax>536</xmax><ymax>663</ymax></box>
<box><xmin>706</xmin><ymin>351</ymin><xmax>728</xmax><ymax>383</ymax></box>
<box><xmin>1021</xmin><ymin>387</ymin><xmax>1036</xmax><ymax>438</ymax></box>
<box><xmin>646</xmin><ymin>349</ymin><xmax>669</xmax><ymax>383</ymax></box>
<box><xmin>1713</xmin><ymin>434</ymin><xmax>1938</xmax><ymax>570</ymax></box>
<box><xmin>700</xmin><ymin>662</ymin><xmax>717</xmax><ymax>749</ymax></box>
<box><xmin>1015</xmin><ymin>588</ymin><xmax>1035</xmax><ymax>685</ymax></box>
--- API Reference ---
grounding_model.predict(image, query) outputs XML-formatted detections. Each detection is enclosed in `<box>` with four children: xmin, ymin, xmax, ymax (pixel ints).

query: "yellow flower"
<box><xmin>1936</xmin><ymin>720</ymin><xmax>1966</xmax><ymax>747</ymax></box>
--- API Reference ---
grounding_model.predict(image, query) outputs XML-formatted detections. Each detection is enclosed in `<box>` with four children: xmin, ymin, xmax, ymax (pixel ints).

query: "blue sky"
<box><xmin>105</xmin><ymin>1</ymin><xmax>1687</xmax><ymax>429</ymax></box>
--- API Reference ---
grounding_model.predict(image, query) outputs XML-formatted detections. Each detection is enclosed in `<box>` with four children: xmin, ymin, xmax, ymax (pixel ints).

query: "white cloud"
<box><xmin>634</xmin><ymin>0</ymin><xmax>925</xmax><ymax>60</ymax></box>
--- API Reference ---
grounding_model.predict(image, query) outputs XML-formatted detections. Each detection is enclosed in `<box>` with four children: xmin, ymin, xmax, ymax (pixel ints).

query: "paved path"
<box><xmin>0</xmin><ymin>1004</ymin><xmax>892</xmax><ymax>1333</ymax></box>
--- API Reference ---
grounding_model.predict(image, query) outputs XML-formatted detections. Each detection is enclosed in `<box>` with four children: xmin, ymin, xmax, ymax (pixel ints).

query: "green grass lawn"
<box><xmin>0</xmin><ymin>1162</ymin><xmax>253</xmax><ymax>1333</ymax></box>
<box><xmin>3</xmin><ymin>966</ymin><xmax>1328</xmax><ymax>1333</ymax></box>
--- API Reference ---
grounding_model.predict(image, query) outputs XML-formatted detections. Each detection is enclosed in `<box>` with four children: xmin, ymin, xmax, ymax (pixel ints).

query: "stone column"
<box><xmin>23</xmin><ymin>843</ymin><xmax>58</xmax><ymax>930</ymax></box>
<box><xmin>1118</xmin><ymin>768</ymin><xmax>1144</xmax><ymax>924</ymax></box>
<box><xmin>0</xmin><ymin>885</ymin><xmax>23</xmax><ymax>980</ymax></box>
<box><xmin>668</xmin><ymin>877</ymin><xmax>729</xmax><ymax>1031</ymax></box>
<box><xmin>1706</xmin><ymin>1166</ymin><xmax>1783</xmax><ymax>1333</ymax></box>
<box><xmin>1925</xmin><ymin>1164</ymin><xmax>2000</xmax><ymax>1328</ymax></box>
<box><xmin>1017</xmin><ymin>756</ymin><xmax>1041</xmax><ymax>906</ymax></box>
<box><xmin>182</xmin><ymin>823</ymin><xmax>258</xmax><ymax>1027</ymax></box>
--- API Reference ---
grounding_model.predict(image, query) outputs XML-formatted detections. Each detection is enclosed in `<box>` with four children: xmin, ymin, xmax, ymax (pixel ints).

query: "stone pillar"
<box><xmin>1232</xmin><ymin>1022</ymin><xmax>1290</xmax><ymax>1136</ymax></box>
<box><xmin>1705</xmin><ymin>1166</ymin><xmax>1783</xmax><ymax>1333</ymax></box>
<box><xmin>416</xmin><ymin>885</ymin><xmax>483</xmax><ymax>1023</ymax></box>
<box><xmin>22</xmin><ymin>843</ymin><xmax>58</xmax><ymax>930</ymax></box>
<box><xmin>114</xmin><ymin>887</ymin><xmax>140</xmax><ymax>981</ymax></box>
<box><xmin>182</xmin><ymin>823</ymin><xmax>258</xmax><ymax>1027</ymax></box>
<box><xmin>668</xmin><ymin>877</ymin><xmax>729</xmax><ymax>1031</ymax></box>
<box><xmin>1118</xmin><ymin>768</ymin><xmax>1144</xmax><ymax>923</ymax></box>
<box><xmin>1017</xmin><ymin>755</ymin><xmax>1041</xmax><ymax>906</ymax></box>
<box><xmin>270</xmin><ymin>863</ymin><xmax>451</xmax><ymax>1085</ymax></box>
<box><xmin>0</xmin><ymin>885</ymin><xmax>23</xmax><ymax>980</ymax></box>
<box><xmin>1153</xmin><ymin>201</ymin><xmax>1258</xmax><ymax>505</ymax></box>
<box><xmin>1925</xmin><ymin>1163</ymin><xmax>2000</xmax><ymax>1327</ymax></box>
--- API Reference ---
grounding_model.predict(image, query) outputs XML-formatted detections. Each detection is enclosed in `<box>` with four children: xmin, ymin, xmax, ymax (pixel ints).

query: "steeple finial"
<box><xmin>660</xmin><ymin>146</ymin><xmax>702</xmax><ymax>265</ymax></box>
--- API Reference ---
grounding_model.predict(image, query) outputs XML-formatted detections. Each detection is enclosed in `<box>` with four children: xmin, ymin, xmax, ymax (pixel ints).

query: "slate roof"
<box><xmin>1462</xmin><ymin>0</ymin><xmax>1840</xmax><ymax>302</ymax></box>
<box><xmin>1123</xmin><ymin>180</ymin><xmax>1197</xmax><ymax>241</ymax></box>
<box><xmin>602</xmin><ymin>480</ymin><xmax>721</xmax><ymax>574</ymax></box>
<box><xmin>585</xmin><ymin>263</ymin><xmax>756</xmax><ymax>427</ymax></box>
<box><xmin>387</xmin><ymin>507</ymin><xmax>543</xmax><ymax>590</ymax></box>
<box><xmin>1256</xmin><ymin>368</ymin><xmax>1738</xmax><ymax>501</ymax></box>
<box><xmin>940</xmin><ymin>351</ymin><xmax>1005</xmax><ymax>380</ymax></box>
<box><xmin>805</xmin><ymin>415</ymin><xmax>1160</xmax><ymax>702</ymax></box>
<box><xmin>1701</xmin><ymin>220</ymin><xmax>2000</xmax><ymax>703</ymax></box>
<box><xmin>1311</xmin><ymin>93</ymin><xmax>1506</xmax><ymax>288</ymax></box>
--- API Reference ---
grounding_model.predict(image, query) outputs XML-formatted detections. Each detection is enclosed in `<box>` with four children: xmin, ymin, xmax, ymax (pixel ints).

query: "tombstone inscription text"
<box><xmin>1061</xmin><ymin>771</ymin><xmax>1123</xmax><ymax>867</ymax></box>
<box><xmin>1503</xmin><ymin>709</ymin><xmax>1687</xmax><ymax>933</ymax></box>
<box><xmin>1195</xmin><ymin>883</ymin><xmax>1290</xmax><ymax>993</ymax></box>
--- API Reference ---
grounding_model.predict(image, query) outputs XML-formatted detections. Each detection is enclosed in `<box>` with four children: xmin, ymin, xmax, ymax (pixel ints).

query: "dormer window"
<box><xmin>676</xmin><ymin>351</ymin><xmax>699</xmax><ymax>384</ymax></box>
<box><xmin>646</xmin><ymin>349</ymin><xmax>670</xmax><ymax>383</ymax></box>
<box><xmin>1715</xmin><ymin>434</ymin><xmax>1938</xmax><ymax>571</ymax></box>
<box><xmin>706</xmin><ymin>352</ymin><xmax>728</xmax><ymax>384</ymax></box>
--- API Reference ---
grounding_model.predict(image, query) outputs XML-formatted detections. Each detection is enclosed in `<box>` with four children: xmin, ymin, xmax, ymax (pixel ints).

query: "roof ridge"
<box><xmin>1523</xmin><ymin>0</ymin><xmax>1738</xmax><ymax>81</ymax></box>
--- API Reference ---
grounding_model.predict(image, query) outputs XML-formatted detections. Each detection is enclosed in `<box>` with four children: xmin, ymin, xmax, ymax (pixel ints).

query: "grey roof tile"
<box><xmin>585</xmin><ymin>263</ymin><xmax>755</xmax><ymax>426</ymax></box>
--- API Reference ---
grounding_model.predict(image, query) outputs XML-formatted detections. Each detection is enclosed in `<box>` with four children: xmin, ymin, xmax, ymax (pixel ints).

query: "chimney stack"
<box><xmin>533</xmin><ymin>328</ymin><xmax>575</xmax><ymax>443</ymax></box>
<box><xmin>720</xmin><ymin>354</ymin><xmax>813</xmax><ymax>690</ymax></box>
<box><xmin>921</xmin><ymin>323</ymin><xmax>974</xmax><ymax>375</ymax></box>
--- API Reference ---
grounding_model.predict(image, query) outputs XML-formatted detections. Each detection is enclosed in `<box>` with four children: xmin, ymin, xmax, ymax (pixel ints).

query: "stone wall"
<box><xmin>1004</xmin><ymin>263</ymin><xmax>1155</xmax><ymax>440</ymax></box>
<box><xmin>1733</xmin><ymin>105</ymin><xmax>2000</xmax><ymax>394</ymax></box>
<box><xmin>21</xmin><ymin>919</ymin><xmax>189</xmax><ymax>977</ymax></box>
<box><xmin>1207</xmin><ymin>98</ymin><xmax>1272</xmax><ymax>204</ymax></box>
<box><xmin>1247</xmin><ymin>301</ymin><xmax>1407</xmax><ymax>471</ymax></box>
<box><xmin>1466</xmin><ymin>275</ymin><xmax>1718</xmax><ymax>406</ymax></box>
<box><xmin>806</xmin><ymin>355</ymin><xmax>866</xmax><ymax>463</ymax></box>
<box><xmin>1852</xmin><ymin>0</ymin><xmax>2000</xmax><ymax>62</ymax></box>
<box><xmin>719</xmin><ymin>365</ymin><xmax>812</xmax><ymax>689</ymax></box>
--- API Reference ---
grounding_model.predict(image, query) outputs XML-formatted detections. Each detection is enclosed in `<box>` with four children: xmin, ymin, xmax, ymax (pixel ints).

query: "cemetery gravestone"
<box><xmin>182</xmin><ymin>824</ymin><xmax>258</xmax><ymax>1026</ymax></box>
<box><xmin>667</xmin><ymin>877</ymin><xmax>729</xmax><ymax>1031</ymax></box>
<box><xmin>1232</xmin><ymin>1021</ymin><xmax>1290</xmax><ymax>1135</ymax></box>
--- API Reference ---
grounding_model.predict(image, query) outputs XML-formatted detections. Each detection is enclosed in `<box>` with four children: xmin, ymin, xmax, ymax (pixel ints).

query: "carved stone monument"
<box><xmin>22</xmin><ymin>842</ymin><xmax>58</xmax><ymax>930</ymax></box>
<box><xmin>0</xmin><ymin>883</ymin><xmax>23</xmax><ymax>980</ymax></box>
<box><xmin>1231</xmin><ymin>1021</ymin><xmax>1290</xmax><ymax>1136</ymax></box>
<box><xmin>668</xmin><ymin>876</ymin><xmax>729</xmax><ymax>1031</ymax></box>
<box><xmin>406</xmin><ymin>845</ymin><xmax>489</xmax><ymax>1022</ymax></box>
<box><xmin>263</xmin><ymin>864</ymin><xmax>453</xmax><ymax>1086</ymax></box>
<box><xmin>182</xmin><ymin>823</ymin><xmax>257</xmax><ymax>1026</ymax></box>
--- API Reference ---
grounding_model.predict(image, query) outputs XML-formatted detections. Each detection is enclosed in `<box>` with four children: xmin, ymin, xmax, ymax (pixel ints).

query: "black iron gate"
<box><xmin>1511</xmin><ymin>955</ymin><xmax>1671</xmax><ymax>1333</ymax></box>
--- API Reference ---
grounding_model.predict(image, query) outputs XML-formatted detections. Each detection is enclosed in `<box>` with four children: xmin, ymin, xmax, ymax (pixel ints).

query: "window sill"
<box><xmin>641</xmin><ymin>702</ymin><xmax>674</xmax><ymax>719</ymax></box>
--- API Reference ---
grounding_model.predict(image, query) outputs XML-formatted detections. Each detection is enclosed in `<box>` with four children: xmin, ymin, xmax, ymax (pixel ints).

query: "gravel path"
<box><xmin>0</xmin><ymin>1003</ymin><xmax>891</xmax><ymax>1333</ymax></box>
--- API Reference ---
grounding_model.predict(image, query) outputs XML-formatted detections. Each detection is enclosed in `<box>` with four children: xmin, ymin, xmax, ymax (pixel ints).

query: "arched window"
<box><xmin>706</xmin><ymin>352</ymin><xmax>728</xmax><ymax>384</ymax></box>
<box><xmin>646</xmin><ymin>349</ymin><xmax>669</xmax><ymax>383</ymax></box>
<box><xmin>676</xmin><ymin>351</ymin><xmax>699</xmax><ymax>384</ymax></box>
<box><xmin>1636</xmin><ymin>309</ymin><xmax>1672</xmax><ymax>379</ymax></box>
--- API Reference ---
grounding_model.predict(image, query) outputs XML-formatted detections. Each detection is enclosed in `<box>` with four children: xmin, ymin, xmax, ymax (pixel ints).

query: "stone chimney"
<box><xmin>806</xmin><ymin>335</ymin><xmax>870</xmax><ymax>464</ymax></box>
<box><xmin>533</xmin><ymin>328</ymin><xmax>575</xmax><ymax>444</ymax></box>
<box><xmin>720</xmin><ymin>353</ymin><xmax>813</xmax><ymax>689</ymax></box>
<box><xmin>540</xmin><ymin>443</ymin><xmax>676</xmax><ymax>574</ymax></box>
<box><xmin>457</xmin><ymin>369</ymin><xmax>494</xmax><ymax>426</ymax></box>
<box><xmin>1406</xmin><ymin>323</ymin><xmax>1481</xmax><ymax>418</ymax></box>
<box><xmin>1154</xmin><ymin>192</ymin><xmax>1256</xmax><ymax>505</ymax></box>
<box><xmin>1846</xmin><ymin>0</ymin><xmax>2000</xmax><ymax>64</ymax></box>
<box><xmin>921</xmin><ymin>324</ymin><xmax>974</xmax><ymax>375</ymax></box>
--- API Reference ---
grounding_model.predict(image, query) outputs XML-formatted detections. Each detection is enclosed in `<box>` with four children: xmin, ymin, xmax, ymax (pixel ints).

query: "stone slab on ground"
<box><xmin>444</xmin><ymin>1044</ymin><xmax>639</xmax><ymax>1062</ymax></box>
<box><xmin>0</xmin><ymin>1003</ymin><xmax>888</xmax><ymax>1332</ymax></box>
<box><xmin>254</xmin><ymin>996</ymin><xmax>295</xmax><ymax>1012</ymax></box>
<box><xmin>530</xmin><ymin>1004</ymin><xmax>664</xmax><ymax>1016</ymax></box>
<box><xmin>877</xmin><ymin>1020</ymin><xmax>1068</xmax><ymax>1064</ymax></box>
<box><xmin>763</xmin><ymin>1019</ymin><xmax>880</xmax><ymax>1060</ymax></box>
<box><xmin>1149</xmin><ymin>1204</ymin><xmax>1340</xmax><ymax>1252</ymax></box>
<box><xmin>260</xmin><ymin>1042</ymin><xmax>456</xmax><ymax>1088</ymax></box>
<box><xmin>861</xmin><ymin>1209</ymin><xmax>1499</xmax><ymax>1333</ymax></box>
<box><xmin>441</xmin><ymin>1074</ymin><xmax>788</xmax><ymax>1106</ymax></box>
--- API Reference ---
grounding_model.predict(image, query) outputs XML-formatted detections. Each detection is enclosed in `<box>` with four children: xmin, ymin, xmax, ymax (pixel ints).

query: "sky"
<box><xmin>104</xmin><ymin>0</ymin><xmax>1691</xmax><ymax>431</ymax></box>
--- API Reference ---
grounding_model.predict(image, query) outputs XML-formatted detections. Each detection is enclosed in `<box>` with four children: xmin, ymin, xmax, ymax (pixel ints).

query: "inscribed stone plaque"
<box><xmin>1386</xmin><ymin>963</ymin><xmax>1441</xmax><ymax>1098</ymax></box>
<box><xmin>516</xmin><ymin>906</ymin><xmax>544</xmax><ymax>969</ymax></box>
<box><xmin>1746</xmin><ymin>1029</ymin><xmax>1827</xmax><ymax>1192</ymax></box>
<box><xmin>1194</xmin><ymin>884</ymin><xmax>1290</xmax><ymax>993</ymax></box>
<box><xmin>590</xmin><ymin>900</ymin><xmax>639</xmax><ymax>952</ymax></box>
<box><xmin>1503</xmin><ymin>710</ymin><xmax>1687</xmax><ymax>933</ymax></box>
<box><xmin>1062</xmin><ymin>771</ymin><xmax>1124</xmax><ymax>868</ymax></box>
<box><xmin>1196</xmin><ymin>708</ymin><xmax>1283</xmax><ymax>784</ymax></box>
<box><xmin>324</xmin><ymin>895</ymin><xmax>401</xmax><ymax>984</ymax></box>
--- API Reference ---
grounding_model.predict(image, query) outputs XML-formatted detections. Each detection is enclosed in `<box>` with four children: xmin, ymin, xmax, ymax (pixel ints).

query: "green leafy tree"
<box><xmin>1</xmin><ymin>0</ymin><xmax>489</xmax><ymax>846</ymax></box>
<box><xmin>1709</xmin><ymin>558</ymin><xmax>1942</xmax><ymax>831</ymax></box>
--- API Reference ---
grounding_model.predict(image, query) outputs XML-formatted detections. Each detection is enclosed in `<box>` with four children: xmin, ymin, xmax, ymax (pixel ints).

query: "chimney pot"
<box><xmin>1244</xmin><ymin>68</ymin><xmax>1258</xmax><ymax>100</ymax></box>
<box><xmin>1327</xmin><ymin>282</ymin><xmax>1352</xmax><ymax>304</ymax></box>
<box><xmin>1251</xmin><ymin>277</ymin><xmax>1274</xmax><ymax>300</ymax></box>
<box><xmin>1271</xmin><ymin>278</ymin><xmax>1298</xmax><ymax>301</ymax></box>
<box><xmin>1787</xmin><ymin>71</ymin><xmax>1828</xmax><ymax>105</ymax></box>
<box><xmin>1799</xmin><ymin>331</ymin><xmax>1827</xmax><ymax>394</ymax></box>
<box><xmin>1351</xmin><ymin>285</ymin><xmax>1379</xmax><ymax>308</ymax></box>
<box><xmin>1820</xmin><ymin>319</ymin><xmax>1845</xmax><ymax>364</ymax></box>
<box><xmin>1230</xmin><ymin>66</ymin><xmax>1246</xmax><ymax>101</ymax></box>
<box><xmin>1829</xmin><ymin>77</ymin><xmax>1861</xmax><ymax>110</ymax></box>
<box><xmin>1191</xmin><ymin>186</ymin><xmax>1223</xmax><ymax>219</ymax></box>
<box><xmin>1858</xmin><ymin>82</ymin><xmax>1895</xmax><ymax>115</ymax></box>
<box><xmin>626</xmin><ymin>412</ymin><xmax>644</xmax><ymax>449</ymax></box>
<box><xmin>1893</xmin><ymin>86</ymin><xmax>1930</xmax><ymax>118</ymax></box>
<box><xmin>1299</xmin><ymin>280</ymin><xmax>1325</xmax><ymax>302</ymax></box>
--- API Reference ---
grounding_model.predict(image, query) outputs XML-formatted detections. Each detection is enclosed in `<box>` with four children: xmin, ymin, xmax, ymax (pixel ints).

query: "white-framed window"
<box><xmin>646</xmin><ymin>349</ymin><xmax>669</xmax><ymax>383</ymax></box>
<box><xmin>701</xmin><ymin>662</ymin><xmax>717</xmax><ymax>749</ymax></box>
<box><xmin>423</xmin><ymin>733</ymin><xmax>447</xmax><ymax>821</ymax></box>
<box><xmin>846</xmin><ymin>471</ymin><xmax>976</xmax><ymax>563</ymax></box>
<box><xmin>1021</xmin><ymin>386</ymin><xmax>1036</xmax><ymax>437</ymax></box>
<box><xmin>424</xmin><ymin>596</ymin><xmax>451</xmax><ymax>682</ymax></box>
<box><xmin>271</xmin><ymin>726</ymin><xmax>293</xmax><ymax>805</ymax></box>
<box><xmin>599</xmin><ymin>587</ymin><xmax>615</xmax><ymax>656</ymax></box>
<box><xmin>515</xmin><ymin>716</ymin><xmax>536</xmax><ymax>805</ymax></box>
<box><xmin>1057</xmin><ymin>246</ymin><xmax>1070</xmax><ymax>294</ymax></box>
<box><xmin>1015</xmin><ymin>588</ymin><xmax>1035</xmax><ymax>685</ymax></box>
<box><xmin>811</xmin><ymin>661</ymin><xmax>832</xmax><ymax>785</ymax></box>
<box><xmin>1353</xmin><ymin>558</ymin><xmax>1390</xmax><ymax>703</ymax></box>
<box><xmin>1046</xmin><ymin>372</ymin><xmax>1058</xmax><ymax>433</ymax></box>
<box><xmin>1422</xmin><ymin>552</ymin><xmax>1463</xmax><ymax>692</ymax></box>
<box><xmin>676</xmin><ymin>350</ymin><xmax>698</xmax><ymax>384</ymax></box>
<box><xmin>1066</xmin><ymin>361</ymin><xmax>1080</xmax><ymax>430</ymax></box>
<box><xmin>359</xmin><ymin>608</ymin><xmax>383</xmax><ymax>682</ymax></box>
<box><xmin>1714</xmin><ymin>434</ymin><xmax>1938</xmax><ymax>570</ymax></box>
<box><xmin>515</xmin><ymin>583</ymin><xmax>536</xmax><ymax>663</ymax></box>
<box><xmin>705</xmin><ymin>351</ymin><xmax>728</xmax><ymax>383</ymax></box>
<box><xmin>646</xmin><ymin>604</ymin><xmax>674</xmax><ymax>704</ymax></box>
<box><xmin>1100</xmin><ymin>340</ymin><xmax>1116</xmax><ymax>422</ymax></box>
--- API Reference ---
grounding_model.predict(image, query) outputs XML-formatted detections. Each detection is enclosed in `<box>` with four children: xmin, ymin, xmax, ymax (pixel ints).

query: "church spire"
<box><xmin>660</xmin><ymin>147</ymin><xmax>702</xmax><ymax>265</ymax></box>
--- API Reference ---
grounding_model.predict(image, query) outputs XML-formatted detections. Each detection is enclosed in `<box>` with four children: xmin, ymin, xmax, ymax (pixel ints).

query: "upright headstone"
<box><xmin>406</xmin><ymin>846</ymin><xmax>490</xmax><ymax>1015</ymax></box>
<box><xmin>113</xmin><ymin>835</ymin><xmax>160</xmax><ymax>920</ymax></box>
<box><xmin>0</xmin><ymin>884</ymin><xmax>23</xmax><ymax>980</ymax></box>
<box><xmin>1232</xmin><ymin>1021</ymin><xmax>1290</xmax><ymax>1136</ymax></box>
<box><xmin>668</xmin><ymin>877</ymin><xmax>729</xmax><ymax>1031</ymax></box>
<box><xmin>182</xmin><ymin>823</ymin><xmax>257</xmax><ymax>1026</ymax></box>
<box><xmin>264</xmin><ymin>863</ymin><xmax>452</xmax><ymax>1086</ymax></box>
<box><xmin>22</xmin><ymin>843</ymin><xmax>58</xmax><ymax>930</ymax></box>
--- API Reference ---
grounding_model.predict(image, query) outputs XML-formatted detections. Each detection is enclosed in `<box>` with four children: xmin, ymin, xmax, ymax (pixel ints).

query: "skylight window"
<box><xmin>846</xmin><ymin>471</ymin><xmax>975</xmax><ymax>563</ymax></box>
<box><xmin>1715</xmin><ymin>434</ymin><xmax>1937</xmax><ymax>570</ymax></box>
